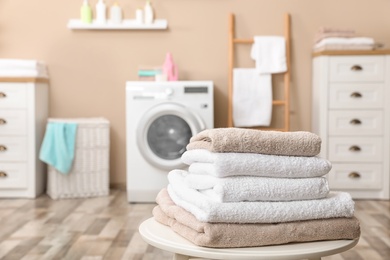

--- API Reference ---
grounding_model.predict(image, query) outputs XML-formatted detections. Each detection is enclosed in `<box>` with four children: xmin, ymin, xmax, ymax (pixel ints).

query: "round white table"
<box><xmin>139</xmin><ymin>218</ymin><xmax>359</xmax><ymax>260</ymax></box>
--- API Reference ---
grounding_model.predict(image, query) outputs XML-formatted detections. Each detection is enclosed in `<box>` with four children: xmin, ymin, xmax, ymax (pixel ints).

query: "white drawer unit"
<box><xmin>0</xmin><ymin>80</ymin><xmax>48</xmax><ymax>198</ymax></box>
<box><xmin>312</xmin><ymin>52</ymin><xmax>390</xmax><ymax>199</ymax></box>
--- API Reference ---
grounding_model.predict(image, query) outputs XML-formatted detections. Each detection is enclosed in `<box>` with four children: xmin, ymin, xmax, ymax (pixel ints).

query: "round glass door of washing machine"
<box><xmin>137</xmin><ymin>103</ymin><xmax>205</xmax><ymax>170</ymax></box>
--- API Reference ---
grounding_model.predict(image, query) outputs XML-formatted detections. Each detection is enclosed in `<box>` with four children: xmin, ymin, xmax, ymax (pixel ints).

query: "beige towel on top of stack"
<box><xmin>186</xmin><ymin>128</ymin><xmax>322</xmax><ymax>157</ymax></box>
<box><xmin>153</xmin><ymin>189</ymin><xmax>360</xmax><ymax>248</ymax></box>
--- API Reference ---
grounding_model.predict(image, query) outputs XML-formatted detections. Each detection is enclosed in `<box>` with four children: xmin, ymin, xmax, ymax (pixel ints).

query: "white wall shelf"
<box><xmin>67</xmin><ymin>19</ymin><xmax>168</xmax><ymax>30</ymax></box>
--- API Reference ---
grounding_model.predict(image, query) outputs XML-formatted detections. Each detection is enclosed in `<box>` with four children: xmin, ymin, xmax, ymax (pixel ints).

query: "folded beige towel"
<box><xmin>314</xmin><ymin>32</ymin><xmax>356</xmax><ymax>43</ymax></box>
<box><xmin>153</xmin><ymin>189</ymin><xmax>360</xmax><ymax>248</ymax></box>
<box><xmin>317</xmin><ymin>27</ymin><xmax>355</xmax><ymax>34</ymax></box>
<box><xmin>187</xmin><ymin>128</ymin><xmax>322</xmax><ymax>157</ymax></box>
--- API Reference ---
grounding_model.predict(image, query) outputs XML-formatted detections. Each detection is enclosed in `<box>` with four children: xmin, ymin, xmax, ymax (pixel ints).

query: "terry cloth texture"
<box><xmin>167</xmin><ymin>176</ymin><xmax>355</xmax><ymax>223</ymax></box>
<box><xmin>186</xmin><ymin>128</ymin><xmax>321</xmax><ymax>157</ymax></box>
<box><xmin>170</xmin><ymin>169</ymin><xmax>329</xmax><ymax>202</ymax></box>
<box><xmin>153</xmin><ymin>189</ymin><xmax>360</xmax><ymax>248</ymax></box>
<box><xmin>181</xmin><ymin>149</ymin><xmax>331</xmax><ymax>178</ymax></box>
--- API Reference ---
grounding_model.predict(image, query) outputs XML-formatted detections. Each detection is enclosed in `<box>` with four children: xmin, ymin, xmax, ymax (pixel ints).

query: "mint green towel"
<box><xmin>39</xmin><ymin>122</ymin><xmax>78</xmax><ymax>174</ymax></box>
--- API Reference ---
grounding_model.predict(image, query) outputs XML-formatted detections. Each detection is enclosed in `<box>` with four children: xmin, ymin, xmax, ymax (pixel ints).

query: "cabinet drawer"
<box><xmin>328</xmin><ymin>137</ymin><xmax>382</xmax><ymax>162</ymax></box>
<box><xmin>328</xmin><ymin>110</ymin><xmax>383</xmax><ymax>136</ymax></box>
<box><xmin>0</xmin><ymin>110</ymin><xmax>27</xmax><ymax>136</ymax></box>
<box><xmin>0</xmin><ymin>163</ymin><xmax>27</xmax><ymax>188</ymax></box>
<box><xmin>329</xmin><ymin>56</ymin><xmax>385</xmax><ymax>82</ymax></box>
<box><xmin>0</xmin><ymin>137</ymin><xmax>27</xmax><ymax>161</ymax></box>
<box><xmin>0</xmin><ymin>84</ymin><xmax>28</xmax><ymax>109</ymax></box>
<box><xmin>329</xmin><ymin>83</ymin><xmax>384</xmax><ymax>109</ymax></box>
<box><xmin>328</xmin><ymin>163</ymin><xmax>382</xmax><ymax>190</ymax></box>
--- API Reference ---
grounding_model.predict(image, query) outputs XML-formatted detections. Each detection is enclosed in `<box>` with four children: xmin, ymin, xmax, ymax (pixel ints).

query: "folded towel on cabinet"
<box><xmin>314</xmin><ymin>37</ymin><xmax>375</xmax><ymax>49</ymax></box>
<box><xmin>169</xmin><ymin>170</ymin><xmax>329</xmax><ymax>202</ymax></box>
<box><xmin>167</xmin><ymin>179</ymin><xmax>355</xmax><ymax>223</ymax></box>
<box><xmin>186</xmin><ymin>128</ymin><xmax>322</xmax><ymax>157</ymax></box>
<box><xmin>153</xmin><ymin>189</ymin><xmax>360</xmax><ymax>248</ymax></box>
<box><xmin>250</xmin><ymin>36</ymin><xmax>287</xmax><ymax>74</ymax></box>
<box><xmin>0</xmin><ymin>59</ymin><xmax>46</xmax><ymax>69</ymax></box>
<box><xmin>181</xmin><ymin>149</ymin><xmax>331</xmax><ymax>178</ymax></box>
<box><xmin>233</xmin><ymin>68</ymin><xmax>272</xmax><ymax>127</ymax></box>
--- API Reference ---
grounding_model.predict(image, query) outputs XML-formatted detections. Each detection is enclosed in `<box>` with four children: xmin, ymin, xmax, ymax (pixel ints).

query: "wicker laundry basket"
<box><xmin>46</xmin><ymin>118</ymin><xmax>110</xmax><ymax>199</ymax></box>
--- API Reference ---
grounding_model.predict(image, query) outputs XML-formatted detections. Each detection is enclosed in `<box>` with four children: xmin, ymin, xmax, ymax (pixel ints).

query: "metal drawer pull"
<box><xmin>0</xmin><ymin>171</ymin><xmax>7</xmax><ymax>178</ymax></box>
<box><xmin>0</xmin><ymin>118</ymin><xmax>6</xmax><ymax>125</ymax></box>
<box><xmin>0</xmin><ymin>92</ymin><xmax>6</xmax><ymax>98</ymax></box>
<box><xmin>0</xmin><ymin>145</ymin><xmax>7</xmax><ymax>151</ymax></box>
<box><xmin>350</xmin><ymin>92</ymin><xmax>362</xmax><ymax>98</ymax></box>
<box><xmin>348</xmin><ymin>172</ymin><xmax>361</xmax><ymax>179</ymax></box>
<box><xmin>349</xmin><ymin>145</ymin><xmax>361</xmax><ymax>152</ymax></box>
<box><xmin>350</xmin><ymin>119</ymin><xmax>362</xmax><ymax>125</ymax></box>
<box><xmin>351</xmin><ymin>65</ymin><xmax>363</xmax><ymax>71</ymax></box>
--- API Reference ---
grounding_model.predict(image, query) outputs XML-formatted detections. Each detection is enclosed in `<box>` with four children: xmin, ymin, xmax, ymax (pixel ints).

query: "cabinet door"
<box><xmin>329</xmin><ymin>56</ymin><xmax>385</xmax><ymax>82</ymax></box>
<box><xmin>329</xmin><ymin>83</ymin><xmax>384</xmax><ymax>109</ymax></box>
<box><xmin>0</xmin><ymin>110</ymin><xmax>27</xmax><ymax>136</ymax></box>
<box><xmin>0</xmin><ymin>137</ymin><xmax>27</xmax><ymax>161</ymax></box>
<box><xmin>328</xmin><ymin>163</ymin><xmax>382</xmax><ymax>190</ymax></box>
<box><xmin>328</xmin><ymin>137</ymin><xmax>383</xmax><ymax>162</ymax></box>
<box><xmin>0</xmin><ymin>83</ymin><xmax>28</xmax><ymax>109</ymax></box>
<box><xmin>328</xmin><ymin>110</ymin><xmax>383</xmax><ymax>136</ymax></box>
<box><xmin>0</xmin><ymin>163</ymin><xmax>27</xmax><ymax>188</ymax></box>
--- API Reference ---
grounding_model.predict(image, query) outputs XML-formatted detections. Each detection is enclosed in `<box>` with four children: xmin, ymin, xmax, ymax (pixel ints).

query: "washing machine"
<box><xmin>126</xmin><ymin>81</ymin><xmax>214</xmax><ymax>202</ymax></box>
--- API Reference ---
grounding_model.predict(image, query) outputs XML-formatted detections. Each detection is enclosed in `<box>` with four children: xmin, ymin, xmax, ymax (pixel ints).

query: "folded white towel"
<box><xmin>170</xmin><ymin>169</ymin><xmax>329</xmax><ymax>202</ymax></box>
<box><xmin>0</xmin><ymin>70</ymin><xmax>49</xmax><ymax>78</ymax></box>
<box><xmin>250</xmin><ymin>36</ymin><xmax>287</xmax><ymax>74</ymax></box>
<box><xmin>181</xmin><ymin>149</ymin><xmax>332</xmax><ymax>178</ymax></box>
<box><xmin>314</xmin><ymin>37</ymin><xmax>375</xmax><ymax>49</ymax></box>
<box><xmin>0</xmin><ymin>59</ymin><xmax>45</xmax><ymax>69</ymax></box>
<box><xmin>167</xmin><ymin>179</ymin><xmax>355</xmax><ymax>223</ymax></box>
<box><xmin>233</xmin><ymin>68</ymin><xmax>272</xmax><ymax>127</ymax></box>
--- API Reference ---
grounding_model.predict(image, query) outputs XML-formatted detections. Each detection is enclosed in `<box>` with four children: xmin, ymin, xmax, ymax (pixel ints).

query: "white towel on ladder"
<box><xmin>233</xmin><ymin>68</ymin><xmax>272</xmax><ymax>127</ymax></box>
<box><xmin>251</xmin><ymin>36</ymin><xmax>287</xmax><ymax>74</ymax></box>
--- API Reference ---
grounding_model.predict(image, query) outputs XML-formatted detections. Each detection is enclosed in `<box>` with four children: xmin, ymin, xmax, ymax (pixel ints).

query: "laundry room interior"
<box><xmin>0</xmin><ymin>0</ymin><xmax>390</xmax><ymax>259</ymax></box>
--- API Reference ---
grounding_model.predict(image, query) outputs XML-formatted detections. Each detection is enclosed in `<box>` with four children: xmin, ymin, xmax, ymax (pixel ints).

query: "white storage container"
<box><xmin>46</xmin><ymin>118</ymin><xmax>110</xmax><ymax>199</ymax></box>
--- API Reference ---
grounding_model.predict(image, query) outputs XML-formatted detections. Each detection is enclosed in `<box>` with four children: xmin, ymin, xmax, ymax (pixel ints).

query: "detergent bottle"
<box><xmin>162</xmin><ymin>52</ymin><xmax>178</xmax><ymax>81</ymax></box>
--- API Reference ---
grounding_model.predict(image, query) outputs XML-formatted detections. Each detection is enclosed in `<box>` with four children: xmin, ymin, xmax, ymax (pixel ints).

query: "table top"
<box><xmin>139</xmin><ymin>218</ymin><xmax>359</xmax><ymax>260</ymax></box>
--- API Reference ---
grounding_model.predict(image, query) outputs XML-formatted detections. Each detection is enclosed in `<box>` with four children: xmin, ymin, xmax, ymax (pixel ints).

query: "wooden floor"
<box><xmin>0</xmin><ymin>190</ymin><xmax>389</xmax><ymax>260</ymax></box>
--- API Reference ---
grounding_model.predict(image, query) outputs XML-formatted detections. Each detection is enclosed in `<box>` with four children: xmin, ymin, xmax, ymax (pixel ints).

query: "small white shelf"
<box><xmin>67</xmin><ymin>19</ymin><xmax>168</xmax><ymax>30</ymax></box>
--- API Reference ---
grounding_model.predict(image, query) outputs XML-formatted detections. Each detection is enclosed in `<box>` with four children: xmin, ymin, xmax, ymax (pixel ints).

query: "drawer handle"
<box><xmin>348</xmin><ymin>172</ymin><xmax>361</xmax><ymax>179</ymax></box>
<box><xmin>351</xmin><ymin>65</ymin><xmax>363</xmax><ymax>71</ymax></box>
<box><xmin>350</xmin><ymin>119</ymin><xmax>362</xmax><ymax>125</ymax></box>
<box><xmin>350</xmin><ymin>92</ymin><xmax>362</xmax><ymax>98</ymax></box>
<box><xmin>0</xmin><ymin>92</ymin><xmax>6</xmax><ymax>98</ymax></box>
<box><xmin>0</xmin><ymin>145</ymin><xmax>7</xmax><ymax>151</ymax></box>
<box><xmin>349</xmin><ymin>145</ymin><xmax>361</xmax><ymax>152</ymax></box>
<box><xmin>0</xmin><ymin>118</ymin><xmax>6</xmax><ymax>125</ymax></box>
<box><xmin>0</xmin><ymin>171</ymin><xmax>7</xmax><ymax>178</ymax></box>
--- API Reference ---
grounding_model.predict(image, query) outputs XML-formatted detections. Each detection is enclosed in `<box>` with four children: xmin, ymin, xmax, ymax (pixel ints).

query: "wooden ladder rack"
<box><xmin>227</xmin><ymin>13</ymin><xmax>291</xmax><ymax>132</ymax></box>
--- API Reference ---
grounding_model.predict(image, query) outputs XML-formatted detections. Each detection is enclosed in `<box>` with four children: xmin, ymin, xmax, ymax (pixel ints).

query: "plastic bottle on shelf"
<box><xmin>95</xmin><ymin>0</ymin><xmax>107</xmax><ymax>24</ymax></box>
<box><xmin>135</xmin><ymin>8</ymin><xmax>144</xmax><ymax>24</ymax></box>
<box><xmin>144</xmin><ymin>0</ymin><xmax>154</xmax><ymax>24</ymax></box>
<box><xmin>110</xmin><ymin>2</ymin><xmax>123</xmax><ymax>24</ymax></box>
<box><xmin>80</xmin><ymin>0</ymin><xmax>92</xmax><ymax>24</ymax></box>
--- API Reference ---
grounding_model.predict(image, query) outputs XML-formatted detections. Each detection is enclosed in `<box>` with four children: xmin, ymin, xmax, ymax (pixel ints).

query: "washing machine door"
<box><xmin>137</xmin><ymin>103</ymin><xmax>205</xmax><ymax>170</ymax></box>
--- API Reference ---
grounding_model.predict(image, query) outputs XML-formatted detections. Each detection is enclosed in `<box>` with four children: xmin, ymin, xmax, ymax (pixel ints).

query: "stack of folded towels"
<box><xmin>153</xmin><ymin>128</ymin><xmax>360</xmax><ymax>248</ymax></box>
<box><xmin>313</xmin><ymin>27</ymin><xmax>376</xmax><ymax>52</ymax></box>
<box><xmin>0</xmin><ymin>59</ymin><xmax>49</xmax><ymax>78</ymax></box>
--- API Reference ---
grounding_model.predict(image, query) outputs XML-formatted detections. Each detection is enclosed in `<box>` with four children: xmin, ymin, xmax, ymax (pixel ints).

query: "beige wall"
<box><xmin>1</xmin><ymin>0</ymin><xmax>390</xmax><ymax>185</ymax></box>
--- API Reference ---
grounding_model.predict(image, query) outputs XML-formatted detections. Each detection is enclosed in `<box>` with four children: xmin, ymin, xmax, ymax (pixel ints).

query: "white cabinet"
<box><xmin>312</xmin><ymin>52</ymin><xmax>390</xmax><ymax>199</ymax></box>
<box><xmin>0</xmin><ymin>80</ymin><xmax>48</xmax><ymax>198</ymax></box>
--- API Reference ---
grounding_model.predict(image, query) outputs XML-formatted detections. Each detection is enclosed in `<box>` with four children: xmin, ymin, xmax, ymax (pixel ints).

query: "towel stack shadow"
<box><xmin>153</xmin><ymin>128</ymin><xmax>360</xmax><ymax>248</ymax></box>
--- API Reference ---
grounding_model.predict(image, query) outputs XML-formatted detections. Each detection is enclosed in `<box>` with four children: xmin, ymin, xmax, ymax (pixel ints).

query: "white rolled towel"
<box><xmin>181</xmin><ymin>149</ymin><xmax>332</xmax><ymax>178</ymax></box>
<box><xmin>170</xmin><ymin>169</ymin><xmax>329</xmax><ymax>202</ymax></box>
<box><xmin>167</xmin><ymin>173</ymin><xmax>355</xmax><ymax>223</ymax></box>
